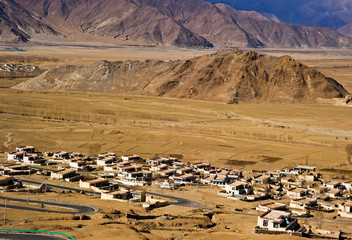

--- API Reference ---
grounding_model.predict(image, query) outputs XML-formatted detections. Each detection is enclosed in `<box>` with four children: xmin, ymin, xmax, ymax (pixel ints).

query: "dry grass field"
<box><xmin>0</xmin><ymin>88</ymin><xmax>351</xmax><ymax>175</ymax></box>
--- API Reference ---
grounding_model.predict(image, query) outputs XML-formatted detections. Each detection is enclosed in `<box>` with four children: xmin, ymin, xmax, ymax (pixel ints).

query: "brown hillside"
<box><xmin>14</xmin><ymin>50</ymin><xmax>349</xmax><ymax>103</ymax></box>
<box><xmin>14</xmin><ymin>0</ymin><xmax>213</xmax><ymax>48</ymax></box>
<box><xmin>9</xmin><ymin>0</ymin><xmax>352</xmax><ymax>48</ymax></box>
<box><xmin>0</xmin><ymin>0</ymin><xmax>59</xmax><ymax>43</ymax></box>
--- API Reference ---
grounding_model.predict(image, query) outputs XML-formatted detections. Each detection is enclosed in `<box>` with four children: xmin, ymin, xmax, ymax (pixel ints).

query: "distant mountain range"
<box><xmin>208</xmin><ymin>0</ymin><xmax>352</xmax><ymax>37</ymax></box>
<box><xmin>1</xmin><ymin>0</ymin><xmax>351</xmax><ymax>48</ymax></box>
<box><xmin>14</xmin><ymin>49</ymin><xmax>349</xmax><ymax>103</ymax></box>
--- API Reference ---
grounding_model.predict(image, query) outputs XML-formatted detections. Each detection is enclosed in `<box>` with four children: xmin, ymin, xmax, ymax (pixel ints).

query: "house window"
<box><xmin>263</xmin><ymin>220</ymin><xmax>268</xmax><ymax>227</ymax></box>
<box><xmin>273</xmin><ymin>223</ymin><xmax>279</xmax><ymax>228</ymax></box>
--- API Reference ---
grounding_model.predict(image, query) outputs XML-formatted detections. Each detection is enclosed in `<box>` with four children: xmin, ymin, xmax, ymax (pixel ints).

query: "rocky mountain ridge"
<box><xmin>14</xmin><ymin>50</ymin><xmax>350</xmax><ymax>103</ymax></box>
<box><xmin>1</xmin><ymin>0</ymin><xmax>350</xmax><ymax>48</ymax></box>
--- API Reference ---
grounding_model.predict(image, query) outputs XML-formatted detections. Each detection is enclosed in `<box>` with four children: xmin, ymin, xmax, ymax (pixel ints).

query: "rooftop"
<box><xmin>261</xmin><ymin>210</ymin><xmax>292</xmax><ymax>222</ymax></box>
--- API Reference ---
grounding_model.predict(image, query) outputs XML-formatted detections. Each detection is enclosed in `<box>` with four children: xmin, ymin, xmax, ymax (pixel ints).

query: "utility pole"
<box><xmin>4</xmin><ymin>198</ymin><xmax>7</xmax><ymax>225</ymax></box>
<box><xmin>27</xmin><ymin>189</ymin><xmax>29</xmax><ymax>205</ymax></box>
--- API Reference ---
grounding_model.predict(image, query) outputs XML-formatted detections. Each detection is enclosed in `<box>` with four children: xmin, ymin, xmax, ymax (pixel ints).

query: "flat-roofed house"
<box><xmin>170</xmin><ymin>174</ymin><xmax>195</xmax><ymax>185</ymax></box>
<box><xmin>96</xmin><ymin>156</ymin><xmax>116</xmax><ymax>166</ymax></box>
<box><xmin>23</xmin><ymin>154</ymin><xmax>45</xmax><ymax>165</ymax></box>
<box><xmin>69</xmin><ymin>160</ymin><xmax>87</xmax><ymax>169</ymax></box>
<box><xmin>338</xmin><ymin>201</ymin><xmax>352</xmax><ymax>218</ymax></box>
<box><xmin>101</xmin><ymin>190</ymin><xmax>132</xmax><ymax>201</ymax></box>
<box><xmin>80</xmin><ymin>178</ymin><xmax>110</xmax><ymax>189</ymax></box>
<box><xmin>323</xmin><ymin>181</ymin><xmax>341</xmax><ymax>190</ymax></box>
<box><xmin>51</xmin><ymin>169</ymin><xmax>77</xmax><ymax>181</ymax></box>
<box><xmin>7</xmin><ymin>152</ymin><xmax>24</xmax><ymax>161</ymax></box>
<box><xmin>342</xmin><ymin>180</ymin><xmax>352</xmax><ymax>193</ymax></box>
<box><xmin>254</xmin><ymin>175</ymin><xmax>270</xmax><ymax>185</ymax></box>
<box><xmin>150</xmin><ymin>164</ymin><xmax>169</xmax><ymax>172</ymax></box>
<box><xmin>160</xmin><ymin>169</ymin><xmax>177</xmax><ymax>177</ymax></box>
<box><xmin>0</xmin><ymin>176</ymin><xmax>15</xmax><ymax>186</ymax></box>
<box><xmin>257</xmin><ymin>210</ymin><xmax>299</xmax><ymax>232</ymax></box>
<box><xmin>293</xmin><ymin>165</ymin><xmax>316</xmax><ymax>173</ymax></box>
<box><xmin>256</xmin><ymin>202</ymin><xmax>287</xmax><ymax>212</ymax></box>
<box><xmin>224</xmin><ymin>181</ymin><xmax>253</xmax><ymax>196</ymax></box>
<box><xmin>286</xmin><ymin>188</ymin><xmax>309</xmax><ymax>199</ymax></box>
<box><xmin>16</xmin><ymin>146</ymin><xmax>35</xmax><ymax>153</ymax></box>
<box><xmin>53</xmin><ymin>151</ymin><xmax>70</xmax><ymax>159</ymax></box>
<box><xmin>289</xmin><ymin>198</ymin><xmax>317</xmax><ymax>210</ymax></box>
<box><xmin>326</xmin><ymin>188</ymin><xmax>342</xmax><ymax>198</ymax></box>
<box><xmin>2</xmin><ymin>164</ymin><xmax>32</xmax><ymax>175</ymax></box>
<box><xmin>211</xmin><ymin>175</ymin><xmax>228</xmax><ymax>186</ymax></box>
<box><xmin>121</xmin><ymin>155</ymin><xmax>141</xmax><ymax>162</ymax></box>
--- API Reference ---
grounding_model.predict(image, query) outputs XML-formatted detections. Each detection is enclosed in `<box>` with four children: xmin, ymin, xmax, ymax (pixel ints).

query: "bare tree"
<box><xmin>346</xmin><ymin>144</ymin><xmax>352</xmax><ymax>165</ymax></box>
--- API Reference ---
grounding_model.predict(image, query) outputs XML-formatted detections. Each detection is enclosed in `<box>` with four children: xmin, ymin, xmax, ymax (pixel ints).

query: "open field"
<box><xmin>0</xmin><ymin>88</ymin><xmax>351</xmax><ymax>176</ymax></box>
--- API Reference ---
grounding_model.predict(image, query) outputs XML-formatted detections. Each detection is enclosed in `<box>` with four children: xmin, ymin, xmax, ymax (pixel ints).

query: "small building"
<box><xmin>170</xmin><ymin>174</ymin><xmax>196</xmax><ymax>185</ymax></box>
<box><xmin>256</xmin><ymin>202</ymin><xmax>287</xmax><ymax>212</ymax></box>
<box><xmin>211</xmin><ymin>175</ymin><xmax>228</xmax><ymax>186</ymax></box>
<box><xmin>289</xmin><ymin>198</ymin><xmax>317</xmax><ymax>210</ymax></box>
<box><xmin>254</xmin><ymin>175</ymin><xmax>270</xmax><ymax>185</ymax></box>
<box><xmin>293</xmin><ymin>165</ymin><xmax>316</xmax><ymax>173</ymax></box>
<box><xmin>69</xmin><ymin>160</ymin><xmax>87</xmax><ymax>169</ymax></box>
<box><xmin>257</xmin><ymin>210</ymin><xmax>299</xmax><ymax>232</ymax></box>
<box><xmin>23</xmin><ymin>155</ymin><xmax>45</xmax><ymax>165</ymax></box>
<box><xmin>53</xmin><ymin>151</ymin><xmax>70</xmax><ymax>159</ymax></box>
<box><xmin>0</xmin><ymin>176</ymin><xmax>15</xmax><ymax>186</ymax></box>
<box><xmin>79</xmin><ymin>178</ymin><xmax>110</xmax><ymax>189</ymax></box>
<box><xmin>326</xmin><ymin>188</ymin><xmax>342</xmax><ymax>198</ymax></box>
<box><xmin>338</xmin><ymin>201</ymin><xmax>352</xmax><ymax>218</ymax></box>
<box><xmin>16</xmin><ymin>146</ymin><xmax>35</xmax><ymax>153</ymax></box>
<box><xmin>101</xmin><ymin>190</ymin><xmax>132</xmax><ymax>201</ymax></box>
<box><xmin>176</xmin><ymin>167</ymin><xmax>193</xmax><ymax>175</ymax></box>
<box><xmin>51</xmin><ymin>169</ymin><xmax>77</xmax><ymax>181</ymax></box>
<box><xmin>147</xmin><ymin>157</ymin><xmax>175</xmax><ymax>166</ymax></box>
<box><xmin>7</xmin><ymin>152</ymin><xmax>24</xmax><ymax>161</ymax></box>
<box><xmin>96</xmin><ymin>157</ymin><xmax>116</xmax><ymax>166</ymax></box>
<box><xmin>160</xmin><ymin>169</ymin><xmax>177</xmax><ymax>177</ymax></box>
<box><xmin>342</xmin><ymin>180</ymin><xmax>352</xmax><ymax>192</ymax></box>
<box><xmin>150</xmin><ymin>164</ymin><xmax>169</xmax><ymax>172</ymax></box>
<box><xmin>323</xmin><ymin>181</ymin><xmax>341</xmax><ymax>190</ymax></box>
<box><xmin>121</xmin><ymin>154</ymin><xmax>141</xmax><ymax>162</ymax></box>
<box><xmin>286</xmin><ymin>188</ymin><xmax>309</xmax><ymax>199</ymax></box>
<box><xmin>224</xmin><ymin>181</ymin><xmax>253</xmax><ymax>196</ymax></box>
<box><xmin>2</xmin><ymin>164</ymin><xmax>32</xmax><ymax>175</ymax></box>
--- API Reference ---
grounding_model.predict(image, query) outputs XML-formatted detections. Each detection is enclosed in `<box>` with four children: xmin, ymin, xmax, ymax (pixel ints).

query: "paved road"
<box><xmin>0</xmin><ymin>196</ymin><xmax>98</xmax><ymax>215</ymax></box>
<box><xmin>0</xmin><ymin>233</ymin><xmax>67</xmax><ymax>240</ymax></box>
<box><xmin>19</xmin><ymin>179</ymin><xmax>97</xmax><ymax>195</ymax></box>
<box><xmin>19</xmin><ymin>179</ymin><xmax>212</xmax><ymax>210</ymax></box>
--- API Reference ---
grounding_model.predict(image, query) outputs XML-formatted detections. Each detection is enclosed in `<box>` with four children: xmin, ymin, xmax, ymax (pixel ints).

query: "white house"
<box><xmin>286</xmin><ymin>188</ymin><xmax>309</xmax><ymax>199</ymax></box>
<box><xmin>257</xmin><ymin>210</ymin><xmax>299</xmax><ymax>232</ymax></box>
<box><xmin>224</xmin><ymin>181</ymin><xmax>253</xmax><ymax>196</ymax></box>
<box><xmin>289</xmin><ymin>198</ymin><xmax>317</xmax><ymax>210</ymax></box>
<box><xmin>7</xmin><ymin>152</ymin><xmax>24</xmax><ymax>161</ymax></box>
<box><xmin>338</xmin><ymin>201</ymin><xmax>352</xmax><ymax>218</ymax></box>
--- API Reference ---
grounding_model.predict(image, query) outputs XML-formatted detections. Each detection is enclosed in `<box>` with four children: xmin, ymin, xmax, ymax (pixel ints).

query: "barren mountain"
<box><xmin>338</xmin><ymin>23</ymin><xmax>352</xmax><ymax>37</ymax></box>
<box><xmin>209</xmin><ymin>0</ymin><xmax>352</xmax><ymax>31</ymax></box>
<box><xmin>14</xmin><ymin>0</ymin><xmax>213</xmax><ymax>48</ymax></box>
<box><xmin>14</xmin><ymin>50</ymin><xmax>349</xmax><ymax>103</ymax></box>
<box><xmin>0</xmin><ymin>0</ymin><xmax>58</xmax><ymax>43</ymax></box>
<box><xmin>6</xmin><ymin>0</ymin><xmax>352</xmax><ymax>48</ymax></box>
<box><xmin>139</xmin><ymin>0</ymin><xmax>352</xmax><ymax>48</ymax></box>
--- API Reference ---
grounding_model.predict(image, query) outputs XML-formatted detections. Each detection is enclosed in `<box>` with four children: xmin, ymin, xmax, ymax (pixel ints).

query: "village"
<box><xmin>0</xmin><ymin>64</ymin><xmax>39</xmax><ymax>73</ymax></box>
<box><xmin>2</xmin><ymin>145</ymin><xmax>352</xmax><ymax>239</ymax></box>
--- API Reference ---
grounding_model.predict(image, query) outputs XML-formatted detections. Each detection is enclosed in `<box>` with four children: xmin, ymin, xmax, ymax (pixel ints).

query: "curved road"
<box><xmin>19</xmin><ymin>179</ymin><xmax>212</xmax><ymax>210</ymax></box>
<box><xmin>0</xmin><ymin>196</ymin><xmax>98</xmax><ymax>215</ymax></box>
<box><xmin>0</xmin><ymin>233</ymin><xmax>67</xmax><ymax>240</ymax></box>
